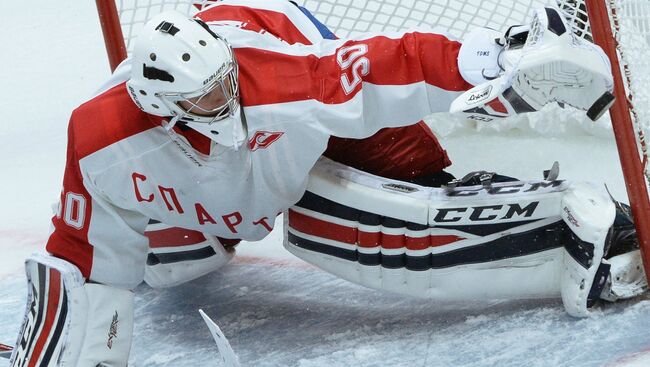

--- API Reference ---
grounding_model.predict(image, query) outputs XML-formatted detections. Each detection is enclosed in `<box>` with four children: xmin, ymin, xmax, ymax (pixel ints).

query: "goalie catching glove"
<box><xmin>452</xmin><ymin>6</ymin><xmax>615</xmax><ymax>121</ymax></box>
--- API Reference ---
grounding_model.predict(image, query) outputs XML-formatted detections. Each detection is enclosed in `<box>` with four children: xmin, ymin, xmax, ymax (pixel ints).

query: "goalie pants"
<box><xmin>142</xmin><ymin>122</ymin><xmax>450</xmax><ymax>286</ymax></box>
<box><xmin>142</xmin><ymin>122</ymin><xmax>451</xmax><ymax>286</ymax></box>
<box><xmin>325</xmin><ymin>121</ymin><xmax>451</xmax><ymax>180</ymax></box>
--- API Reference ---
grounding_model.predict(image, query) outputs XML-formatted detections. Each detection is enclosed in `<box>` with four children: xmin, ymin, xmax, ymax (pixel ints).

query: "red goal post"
<box><xmin>587</xmin><ymin>1</ymin><xmax>650</xmax><ymax>284</ymax></box>
<box><xmin>97</xmin><ymin>0</ymin><xmax>127</xmax><ymax>72</ymax></box>
<box><xmin>96</xmin><ymin>0</ymin><xmax>650</xmax><ymax>285</ymax></box>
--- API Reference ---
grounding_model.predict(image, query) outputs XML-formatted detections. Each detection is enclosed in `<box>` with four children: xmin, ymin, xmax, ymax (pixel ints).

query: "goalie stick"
<box><xmin>0</xmin><ymin>343</ymin><xmax>12</xmax><ymax>359</ymax></box>
<box><xmin>0</xmin><ymin>311</ymin><xmax>239</xmax><ymax>364</ymax></box>
<box><xmin>199</xmin><ymin>309</ymin><xmax>241</xmax><ymax>367</ymax></box>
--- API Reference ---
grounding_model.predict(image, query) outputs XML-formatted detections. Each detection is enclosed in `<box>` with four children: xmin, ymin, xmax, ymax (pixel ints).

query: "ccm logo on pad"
<box><xmin>248</xmin><ymin>131</ymin><xmax>284</xmax><ymax>151</ymax></box>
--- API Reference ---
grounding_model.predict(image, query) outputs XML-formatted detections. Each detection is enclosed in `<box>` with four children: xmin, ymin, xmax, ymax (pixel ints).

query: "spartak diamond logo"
<box><xmin>248</xmin><ymin>131</ymin><xmax>284</xmax><ymax>151</ymax></box>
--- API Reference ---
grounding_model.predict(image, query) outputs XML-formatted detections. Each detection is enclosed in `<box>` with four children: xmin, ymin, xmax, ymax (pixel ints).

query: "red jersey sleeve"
<box><xmin>227</xmin><ymin>27</ymin><xmax>471</xmax><ymax>138</ymax></box>
<box><xmin>46</xmin><ymin>118</ymin><xmax>96</xmax><ymax>279</ymax></box>
<box><xmin>46</xmin><ymin>109</ymin><xmax>151</xmax><ymax>289</ymax></box>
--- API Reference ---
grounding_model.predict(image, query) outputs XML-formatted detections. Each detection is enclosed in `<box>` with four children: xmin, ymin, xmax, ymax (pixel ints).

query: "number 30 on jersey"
<box><xmin>55</xmin><ymin>191</ymin><xmax>87</xmax><ymax>230</ymax></box>
<box><xmin>337</xmin><ymin>44</ymin><xmax>370</xmax><ymax>95</ymax></box>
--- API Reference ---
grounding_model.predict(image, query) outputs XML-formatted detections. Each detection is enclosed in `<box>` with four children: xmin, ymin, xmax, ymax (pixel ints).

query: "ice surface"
<box><xmin>1</xmin><ymin>1</ymin><xmax>649</xmax><ymax>366</ymax></box>
<box><xmin>2</xmin><ymin>255</ymin><xmax>650</xmax><ymax>367</ymax></box>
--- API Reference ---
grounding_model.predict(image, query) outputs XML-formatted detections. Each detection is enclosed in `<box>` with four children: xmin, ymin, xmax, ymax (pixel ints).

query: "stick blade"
<box><xmin>199</xmin><ymin>309</ymin><xmax>241</xmax><ymax>367</ymax></box>
<box><xmin>0</xmin><ymin>343</ymin><xmax>13</xmax><ymax>360</ymax></box>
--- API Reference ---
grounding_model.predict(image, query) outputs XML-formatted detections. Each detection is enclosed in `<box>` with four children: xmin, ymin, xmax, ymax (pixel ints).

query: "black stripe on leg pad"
<box><xmin>435</xmin><ymin>219</ymin><xmax>539</xmax><ymax>237</ymax></box>
<box><xmin>296</xmin><ymin>191</ymin><xmax>426</xmax><ymax>229</ymax></box>
<box><xmin>20</xmin><ymin>263</ymin><xmax>47</xmax><ymax>363</ymax></box>
<box><xmin>147</xmin><ymin>246</ymin><xmax>217</xmax><ymax>265</ymax></box>
<box><xmin>288</xmin><ymin>232</ymin><xmax>358</xmax><ymax>262</ymax></box>
<box><xmin>545</xmin><ymin>8</ymin><xmax>567</xmax><ymax>36</ymax></box>
<box><xmin>41</xmin><ymin>277</ymin><xmax>68</xmax><ymax>366</ymax></box>
<box><xmin>561</xmin><ymin>227</ymin><xmax>596</xmax><ymax>269</ymax></box>
<box><xmin>296</xmin><ymin>191</ymin><xmax>360</xmax><ymax>222</ymax></box>
<box><xmin>288</xmin><ymin>220</ymin><xmax>566</xmax><ymax>270</ymax></box>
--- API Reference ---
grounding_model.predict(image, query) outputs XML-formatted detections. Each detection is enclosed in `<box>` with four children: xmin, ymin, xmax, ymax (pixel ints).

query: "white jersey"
<box><xmin>47</xmin><ymin>0</ymin><xmax>471</xmax><ymax>288</ymax></box>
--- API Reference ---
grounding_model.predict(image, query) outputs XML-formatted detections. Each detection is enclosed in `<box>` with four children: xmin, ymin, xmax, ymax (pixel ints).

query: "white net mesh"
<box><xmin>117</xmin><ymin>0</ymin><xmax>591</xmax><ymax>51</ymax></box>
<box><xmin>113</xmin><ymin>0</ymin><xmax>649</xmax><ymax>147</ymax></box>
<box><xmin>117</xmin><ymin>0</ymin><xmax>214</xmax><ymax>52</ymax></box>
<box><xmin>300</xmin><ymin>0</ymin><xmax>540</xmax><ymax>38</ymax></box>
<box><xmin>609</xmin><ymin>0</ymin><xmax>650</xmax><ymax>179</ymax></box>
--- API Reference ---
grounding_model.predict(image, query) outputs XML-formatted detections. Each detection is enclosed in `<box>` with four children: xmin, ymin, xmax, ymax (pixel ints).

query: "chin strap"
<box><xmin>230</xmin><ymin>109</ymin><xmax>247</xmax><ymax>151</ymax></box>
<box><xmin>162</xmin><ymin>109</ymin><xmax>247</xmax><ymax>151</ymax></box>
<box><xmin>162</xmin><ymin>115</ymin><xmax>181</xmax><ymax>132</ymax></box>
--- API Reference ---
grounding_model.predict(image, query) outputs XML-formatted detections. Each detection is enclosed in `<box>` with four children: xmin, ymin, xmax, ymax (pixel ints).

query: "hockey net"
<box><xmin>98</xmin><ymin>1</ymin><xmax>650</xmax><ymax>135</ymax></box>
<box><xmin>97</xmin><ymin>0</ymin><xmax>650</xmax><ymax>282</ymax></box>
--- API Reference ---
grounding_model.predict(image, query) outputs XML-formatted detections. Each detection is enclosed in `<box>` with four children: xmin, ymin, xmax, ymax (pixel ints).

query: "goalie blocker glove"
<box><xmin>10</xmin><ymin>253</ymin><xmax>133</xmax><ymax>367</ymax></box>
<box><xmin>143</xmin><ymin>222</ymin><xmax>237</xmax><ymax>288</ymax></box>
<box><xmin>452</xmin><ymin>6</ymin><xmax>615</xmax><ymax>122</ymax></box>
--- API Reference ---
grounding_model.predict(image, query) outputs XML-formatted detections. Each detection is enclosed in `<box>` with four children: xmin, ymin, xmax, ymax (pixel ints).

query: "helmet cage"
<box><xmin>156</xmin><ymin>37</ymin><xmax>240</xmax><ymax>125</ymax></box>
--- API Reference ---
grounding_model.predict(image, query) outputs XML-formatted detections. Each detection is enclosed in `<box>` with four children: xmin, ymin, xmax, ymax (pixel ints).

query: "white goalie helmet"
<box><xmin>126</xmin><ymin>11</ymin><xmax>245</xmax><ymax>147</ymax></box>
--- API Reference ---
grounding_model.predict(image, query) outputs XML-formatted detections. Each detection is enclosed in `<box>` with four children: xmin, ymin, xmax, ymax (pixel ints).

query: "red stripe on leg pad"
<box><xmin>358</xmin><ymin>231</ymin><xmax>380</xmax><ymax>248</ymax></box>
<box><xmin>27</xmin><ymin>269</ymin><xmax>62</xmax><ymax>367</ymax></box>
<box><xmin>288</xmin><ymin>210</ymin><xmax>357</xmax><ymax>244</ymax></box>
<box><xmin>380</xmin><ymin>233</ymin><xmax>405</xmax><ymax>249</ymax></box>
<box><xmin>406</xmin><ymin>236</ymin><xmax>430</xmax><ymax>251</ymax></box>
<box><xmin>145</xmin><ymin>227</ymin><xmax>208</xmax><ymax>248</ymax></box>
<box><xmin>289</xmin><ymin>210</ymin><xmax>465</xmax><ymax>249</ymax></box>
<box><xmin>431</xmin><ymin>235</ymin><xmax>465</xmax><ymax>247</ymax></box>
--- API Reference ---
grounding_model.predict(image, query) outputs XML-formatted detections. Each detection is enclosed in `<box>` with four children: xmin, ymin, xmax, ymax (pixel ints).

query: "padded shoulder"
<box><xmin>70</xmin><ymin>82</ymin><xmax>160</xmax><ymax>159</ymax></box>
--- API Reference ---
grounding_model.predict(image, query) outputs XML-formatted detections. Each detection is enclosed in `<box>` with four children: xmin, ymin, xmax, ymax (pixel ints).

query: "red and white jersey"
<box><xmin>47</xmin><ymin>0</ymin><xmax>471</xmax><ymax>289</ymax></box>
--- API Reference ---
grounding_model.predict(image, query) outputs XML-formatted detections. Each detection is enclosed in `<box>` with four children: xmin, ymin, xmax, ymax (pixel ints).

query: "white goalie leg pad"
<box><xmin>559</xmin><ymin>183</ymin><xmax>615</xmax><ymax>317</ymax></box>
<box><xmin>144</xmin><ymin>224</ymin><xmax>236</xmax><ymax>288</ymax></box>
<box><xmin>10</xmin><ymin>253</ymin><xmax>133</xmax><ymax>367</ymax></box>
<box><xmin>285</xmin><ymin>158</ymin><xmax>575</xmax><ymax>303</ymax></box>
<box><xmin>285</xmin><ymin>158</ymin><xmax>623</xmax><ymax>316</ymax></box>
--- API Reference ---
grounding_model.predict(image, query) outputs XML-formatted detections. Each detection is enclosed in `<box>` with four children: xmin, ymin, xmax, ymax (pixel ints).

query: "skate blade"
<box><xmin>601</xmin><ymin>250</ymin><xmax>648</xmax><ymax>302</ymax></box>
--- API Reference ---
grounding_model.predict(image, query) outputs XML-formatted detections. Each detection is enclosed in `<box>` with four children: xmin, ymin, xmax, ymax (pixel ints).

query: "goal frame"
<box><xmin>96</xmin><ymin>0</ymin><xmax>127</xmax><ymax>73</ymax></box>
<box><xmin>586</xmin><ymin>0</ymin><xmax>650</xmax><ymax>282</ymax></box>
<box><xmin>95</xmin><ymin>0</ymin><xmax>650</xmax><ymax>285</ymax></box>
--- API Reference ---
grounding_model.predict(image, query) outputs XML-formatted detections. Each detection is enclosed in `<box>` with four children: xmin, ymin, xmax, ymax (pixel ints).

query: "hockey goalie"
<box><xmin>9</xmin><ymin>1</ymin><xmax>646</xmax><ymax>366</ymax></box>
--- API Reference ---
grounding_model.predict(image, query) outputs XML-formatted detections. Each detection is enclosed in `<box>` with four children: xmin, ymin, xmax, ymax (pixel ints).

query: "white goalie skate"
<box><xmin>601</xmin><ymin>250</ymin><xmax>648</xmax><ymax>302</ymax></box>
<box><xmin>599</xmin><ymin>201</ymin><xmax>649</xmax><ymax>302</ymax></box>
<box><xmin>451</xmin><ymin>5</ymin><xmax>615</xmax><ymax>121</ymax></box>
